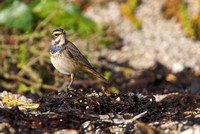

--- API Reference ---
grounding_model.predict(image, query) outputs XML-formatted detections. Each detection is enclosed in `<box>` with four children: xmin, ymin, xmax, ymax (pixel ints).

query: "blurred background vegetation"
<box><xmin>1</xmin><ymin>0</ymin><xmax>200</xmax><ymax>96</ymax></box>
<box><xmin>0</xmin><ymin>0</ymin><xmax>126</xmax><ymax>95</ymax></box>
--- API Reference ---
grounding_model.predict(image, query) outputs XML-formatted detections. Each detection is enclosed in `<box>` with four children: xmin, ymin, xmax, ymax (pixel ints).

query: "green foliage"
<box><xmin>32</xmin><ymin>0</ymin><xmax>58</xmax><ymax>18</ymax></box>
<box><xmin>18</xmin><ymin>83</ymin><xmax>37</xmax><ymax>94</ymax></box>
<box><xmin>162</xmin><ymin>0</ymin><xmax>200</xmax><ymax>39</ymax></box>
<box><xmin>98</xmin><ymin>36</ymin><xmax>115</xmax><ymax>48</ymax></box>
<box><xmin>120</xmin><ymin>67</ymin><xmax>133</xmax><ymax>78</ymax></box>
<box><xmin>17</xmin><ymin>44</ymin><xmax>28</xmax><ymax>68</ymax></box>
<box><xmin>0</xmin><ymin>0</ymin><xmax>96</xmax><ymax>36</ymax></box>
<box><xmin>104</xmin><ymin>71</ymin><xmax>112</xmax><ymax>80</ymax></box>
<box><xmin>179</xmin><ymin>2</ymin><xmax>195</xmax><ymax>39</ymax></box>
<box><xmin>120</xmin><ymin>0</ymin><xmax>140</xmax><ymax>29</ymax></box>
<box><xmin>0</xmin><ymin>0</ymin><xmax>33</xmax><ymax>31</ymax></box>
<box><xmin>55</xmin><ymin>76</ymin><xmax>60</xmax><ymax>85</ymax></box>
<box><xmin>193</xmin><ymin>12</ymin><xmax>200</xmax><ymax>39</ymax></box>
<box><xmin>18</xmin><ymin>83</ymin><xmax>30</xmax><ymax>93</ymax></box>
<box><xmin>109</xmin><ymin>87</ymin><xmax>119</xmax><ymax>94</ymax></box>
<box><xmin>0</xmin><ymin>1</ymin><xmax>115</xmax><ymax>95</ymax></box>
<box><xmin>33</xmin><ymin>1</ymin><xmax>96</xmax><ymax>36</ymax></box>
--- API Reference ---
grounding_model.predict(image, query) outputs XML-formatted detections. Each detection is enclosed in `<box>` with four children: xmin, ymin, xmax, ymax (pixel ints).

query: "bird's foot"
<box><xmin>66</xmin><ymin>87</ymin><xmax>70</xmax><ymax>92</ymax></box>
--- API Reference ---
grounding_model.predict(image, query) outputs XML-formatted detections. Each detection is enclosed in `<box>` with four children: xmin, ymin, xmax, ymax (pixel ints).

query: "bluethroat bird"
<box><xmin>50</xmin><ymin>28</ymin><xmax>107</xmax><ymax>89</ymax></box>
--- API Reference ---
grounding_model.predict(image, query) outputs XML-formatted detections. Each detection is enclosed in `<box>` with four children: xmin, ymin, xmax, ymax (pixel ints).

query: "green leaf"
<box><xmin>179</xmin><ymin>2</ymin><xmax>195</xmax><ymax>38</ymax></box>
<box><xmin>104</xmin><ymin>71</ymin><xmax>112</xmax><ymax>80</ymax></box>
<box><xmin>18</xmin><ymin>83</ymin><xmax>29</xmax><ymax>92</ymax></box>
<box><xmin>62</xmin><ymin>3</ymin><xmax>96</xmax><ymax>36</ymax></box>
<box><xmin>17</xmin><ymin>44</ymin><xmax>28</xmax><ymax>67</ymax></box>
<box><xmin>32</xmin><ymin>0</ymin><xmax>96</xmax><ymax>36</ymax></box>
<box><xmin>64</xmin><ymin>3</ymin><xmax>81</xmax><ymax>16</ymax></box>
<box><xmin>32</xmin><ymin>0</ymin><xmax>58</xmax><ymax>18</ymax></box>
<box><xmin>110</xmin><ymin>87</ymin><xmax>119</xmax><ymax>94</ymax></box>
<box><xmin>0</xmin><ymin>0</ymin><xmax>33</xmax><ymax>31</ymax></box>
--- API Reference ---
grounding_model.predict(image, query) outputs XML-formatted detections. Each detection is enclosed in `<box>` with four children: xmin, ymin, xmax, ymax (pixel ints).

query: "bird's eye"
<box><xmin>54</xmin><ymin>34</ymin><xmax>60</xmax><ymax>36</ymax></box>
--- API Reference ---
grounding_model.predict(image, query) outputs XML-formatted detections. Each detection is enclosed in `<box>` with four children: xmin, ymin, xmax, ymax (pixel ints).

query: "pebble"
<box><xmin>0</xmin><ymin>91</ymin><xmax>33</xmax><ymax>103</ymax></box>
<box><xmin>84</xmin><ymin>1</ymin><xmax>200</xmax><ymax>73</ymax></box>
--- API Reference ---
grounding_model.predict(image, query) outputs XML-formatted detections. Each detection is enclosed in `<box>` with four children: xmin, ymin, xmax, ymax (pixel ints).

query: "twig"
<box><xmin>98</xmin><ymin>111</ymin><xmax>148</xmax><ymax>125</ymax></box>
<box><xmin>3</xmin><ymin>74</ymin><xmax>59</xmax><ymax>91</ymax></box>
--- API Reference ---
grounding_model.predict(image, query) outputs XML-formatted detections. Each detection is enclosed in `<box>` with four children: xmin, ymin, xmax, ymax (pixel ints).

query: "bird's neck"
<box><xmin>50</xmin><ymin>45</ymin><xmax>63</xmax><ymax>54</ymax></box>
<box><xmin>50</xmin><ymin>39</ymin><xmax>69</xmax><ymax>54</ymax></box>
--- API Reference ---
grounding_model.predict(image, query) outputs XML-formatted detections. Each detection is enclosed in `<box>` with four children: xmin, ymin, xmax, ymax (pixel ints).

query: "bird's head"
<box><xmin>51</xmin><ymin>28</ymin><xmax>66</xmax><ymax>46</ymax></box>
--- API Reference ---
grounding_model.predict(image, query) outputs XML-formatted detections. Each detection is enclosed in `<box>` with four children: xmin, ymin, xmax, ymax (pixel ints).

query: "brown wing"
<box><xmin>60</xmin><ymin>40</ymin><xmax>108</xmax><ymax>82</ymax></box>
<box><xmin>61</xmin><ymin>41</ymin><xmax>94</xmax><ymax>70</ymax></box>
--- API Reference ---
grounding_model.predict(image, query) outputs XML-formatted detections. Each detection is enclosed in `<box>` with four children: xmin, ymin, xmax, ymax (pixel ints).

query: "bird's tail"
<box><xmin>83</xmin><ymin>66</ymin><xmax>108</xmax><ymax>83</ymax></box>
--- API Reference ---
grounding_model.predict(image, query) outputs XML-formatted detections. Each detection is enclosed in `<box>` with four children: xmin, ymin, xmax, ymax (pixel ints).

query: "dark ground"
<box><xmin>1</xmin><ymin>62</ymin><xmax>200</xmax><ymax>133</ymax></box>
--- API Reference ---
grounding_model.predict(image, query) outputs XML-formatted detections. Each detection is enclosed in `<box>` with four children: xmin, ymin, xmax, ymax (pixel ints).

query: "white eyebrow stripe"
<box><xmin>53</xmin><ymin>31</ymin><xmax>62</xmax><ymax>35</ymax></box>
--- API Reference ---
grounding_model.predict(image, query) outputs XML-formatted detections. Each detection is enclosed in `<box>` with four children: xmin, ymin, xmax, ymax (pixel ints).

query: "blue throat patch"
<box><xmin>50</xmin><ymin>45</ymin><xmax>63</xmax><ymax>54</ymax></box>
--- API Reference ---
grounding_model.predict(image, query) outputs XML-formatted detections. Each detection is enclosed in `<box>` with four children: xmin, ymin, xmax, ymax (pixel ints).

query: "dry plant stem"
<box><xmin>13</xmin><ymin>32</ymin><xmax>41</xmax><ymax>41</ymax></box>
<box><xmin>17</xmin><ymin>53</ymin><xmax>47</xmax><ymax>76</ymax></box>
<box><xmin>99</xmin><ymin>111</ymin><xmax>148</xmax><ymax>124</ymax></box>
<box><xmin>60</xmin><ymin>80</ymin><xmax>70</xmax><ymax>90</ymax></box>
<box><xmin>1</xmin><ymin>80</ymin><xmax>18</xmax><ymax>89</ymax></box>
<box><xmin>3</xmin><ymin>73</ymin><xmax>59</xmax><ymax>91</ymax></box>
<box><xmin>134</xmin><ymin>120</ymin><xmax>156</xmax><ymax>134</ymax></box>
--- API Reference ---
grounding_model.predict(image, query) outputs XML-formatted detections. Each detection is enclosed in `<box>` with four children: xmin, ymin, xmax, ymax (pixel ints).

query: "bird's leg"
<box><xmin>59</xmin><ymin>73</ymin><xmax>74</xmax><ymax>94</ymax></box>
<box><xmin>67</xmin><ymin>73</ymin><xmax>74</xmax><ymax>91</ymax></box>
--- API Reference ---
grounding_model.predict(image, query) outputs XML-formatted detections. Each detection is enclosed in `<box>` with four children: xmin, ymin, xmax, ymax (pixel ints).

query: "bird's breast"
<box><xmin>50</xmin><ymin>51</ymin><xmax>79</xmax><ymax>75</ymax></box>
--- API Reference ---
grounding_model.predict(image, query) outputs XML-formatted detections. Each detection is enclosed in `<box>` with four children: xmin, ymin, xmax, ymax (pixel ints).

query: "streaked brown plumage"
<box><xmin>50</xmin><ymin>28</ymin><xmax>107</xmax><ymax>89</ymax></box>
